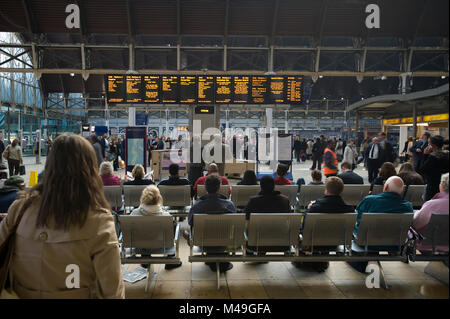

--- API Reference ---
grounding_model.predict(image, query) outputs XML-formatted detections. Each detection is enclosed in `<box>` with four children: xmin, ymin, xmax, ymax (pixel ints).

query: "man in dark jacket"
<box><xmin>188</xmin><ymin>174</ymin><xmax>236</xmax><ymax>273</ymax></box>
<box><xmin>293</xmin><ymin>136</ymin><xmax>302</xmax><ymax>163</ymax></box>
<box><xmin>158</xmin><ymin>163</ymin><xmax>190</xmax><ymax>186</ymax></box>
<box><xmin>410</xmin><ymin>132</ymin><xmax>431</xmax><ymax>172</ymax></box>
<box><xmin>337</xmin><ymin>162</ymin><xmax>364</xmax><ymax>184</ymax></box>
<box><xmin>311</xmin><ymin>137</ymin><xmax>324</xmax><ymax>170</ymax></box>
<box><xmin>0</xmin><ymin>176</ymin><xmax>25</xmax><ymax>220</ymax></box>
<box><xmin>307</xmin><ymin>176</ymin><xmax>354</xmax><ymax>214</ymax></box>
<box><xmin>378</xmin><ymin>132</ymin><xmax>395</xmax><ymax>164</ymax></box>
<box><xmin>417</xmin><ymin>135</ymin><xmax>449</xmax><ymax>201</ymax></box>
<box><xmin>244</xmin><ymin>175</ymin><xmax>291</xmax><ymax>219</ymax></box>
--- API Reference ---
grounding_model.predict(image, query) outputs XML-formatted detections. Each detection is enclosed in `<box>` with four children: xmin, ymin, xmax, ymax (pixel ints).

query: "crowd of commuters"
<box><xmin>0</xmin><ymin>128</ymin><xmax>448</xmax><ymax>298</ymax></box>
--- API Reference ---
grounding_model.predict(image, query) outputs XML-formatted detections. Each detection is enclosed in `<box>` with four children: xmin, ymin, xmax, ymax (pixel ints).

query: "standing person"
<box><xmin>88</xmin><ymin>135</ymin><xmax>103</xmax><ymax>168</ymax></box>
<box><xmin>365</xmin><ymin>137</ymin><xmax>381</xmax><ymax>183</ymax></box>
<box><xmin>306</xmin><ymin>139</ymin><xmax>314</xmax><ymax>160</ymax></box>
<box><xmin>359</xmin><ymin>138</ymin><xmax>369</xmax><ymax>169</ymax></box>
<box><xmin>147</xmin><ymin>135</ymin><xmax>154</xmax><ymax>166</ymax></box>
<box><xmin>323</xmin><ymin>140</ymin><xmax>338</xmax><ymax>178</ymax></box>
<box><xmin>117</xmin><ymin>136</ymin><xmax>124</xmax><ymax>159</ymax></box>
<box><xmin>410</xmin><ymin>132</ymin><xmax>431</xmax><ymax>172</ymax></box>
<box><xmin>335</xmin><ymin>139</ymin><xmax>344</xmax><ymax>162</ymax></box>
<box><xmin>311</xmin><ymin>137</ymin><xmax>323</xmax><ymax>170</ymax></box>
<box><xmin>3</xmin><ymin>138</ymin><xmax>23</xmax><ymax>177</ymax></box>
<box><xmin>378</xmin><ymin>132</ymin><xmax>395</xmax><ymax>164</ymax></box>
<box><xmin>417</xmin><ymin>135</ymin><xmax>449</xmax><ymax>201</ymax></box>
<box><xmin>188</xmin><ymin>136</ymin><xmax>204</xmax><ymax>187</ymax></box>
<box><xmin>243</xmin><ymin>135</ymin><xmax>249</xmax><ymax>160</ymax></box>
<box><xmin>343</xmin><ymin>138</ymin><xmax>358</xmax><ymax>170</ymax></box>
<box><xmin>110</xmin><ymin>138</ymin><xmax>119</xmax><ymax>171</ymax></box>
<box><xmin>0</xmin><ymin>136</ymin><xmax>5</xmax><ymax>166</ymax></box>
<box><xmin>100</xmin><ymin>133</ymin><xmax>108</xmax><ymax>160</ymax></box>
<box><xmin>293</xmin><ymin>136</ymin><xmax>302</xmax><ymax>163</ymax></box>
<box><xmin>0</xmin><ymin>133</ymin><xmax>125</xmax><ymax>298</ymax></box>
<box><xmin>401</xmin><ymin>136</ymin><xmax>414</xmax><ymax>163</ymax></box>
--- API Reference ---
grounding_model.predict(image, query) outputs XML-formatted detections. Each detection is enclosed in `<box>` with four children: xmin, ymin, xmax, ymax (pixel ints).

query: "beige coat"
<box><xmin>0</xmin><ymin>196</ymin><xmax>125</xmax><ymax>299</ymax></box>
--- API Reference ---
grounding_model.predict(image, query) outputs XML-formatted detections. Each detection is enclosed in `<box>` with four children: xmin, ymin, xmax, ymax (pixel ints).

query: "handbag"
<box><xmin>2</xmin><ymin>146</ymin><xmax>9</xmax><ymax>160</ymax></box>
<box><xmin>19</xmin><ymin>165</ymin><xmax>26</xmax><ymax>176</ymax></box>
<box><xmin>0</xmin><ymin>205</ymin><xmax>28</xmax><ymax>299</ymax></box>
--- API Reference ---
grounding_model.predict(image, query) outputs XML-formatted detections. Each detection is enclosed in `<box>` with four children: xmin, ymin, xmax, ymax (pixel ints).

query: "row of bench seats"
<box><xmin>119</xmin><ymin>212</ymin><xmax>448</xmax><ymax>290</ymax></box>
<box><xmin>104</xmin><ymin>184</ymin><xmax>426</xmax><ymax>213</ymax></box>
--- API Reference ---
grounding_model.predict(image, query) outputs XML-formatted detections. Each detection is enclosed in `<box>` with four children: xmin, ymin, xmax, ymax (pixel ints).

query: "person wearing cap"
<box><xmin>0</xmin><ymin>175</ymin><xmax>25</xmax><ymax>220</ymax></box>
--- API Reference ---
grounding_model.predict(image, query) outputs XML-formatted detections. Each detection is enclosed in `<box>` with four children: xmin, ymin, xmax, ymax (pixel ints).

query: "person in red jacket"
<box><xmin>274</xmin><ymin>163</ymin><xmax>292</xmax><ymax>185</ymax></box>
<box><xmin>193</xmin><ymin>163</ymin><xmax>231</xmax><ymax>199</ymax></box>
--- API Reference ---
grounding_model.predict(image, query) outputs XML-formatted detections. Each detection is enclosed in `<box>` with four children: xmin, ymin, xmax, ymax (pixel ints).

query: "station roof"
<box><xmin>0</xmin><ymin>0</ymin><xmax>448</xmax><ymax>101</ymax></box>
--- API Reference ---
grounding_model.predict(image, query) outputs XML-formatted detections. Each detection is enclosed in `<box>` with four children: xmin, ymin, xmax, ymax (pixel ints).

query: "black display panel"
<box><xmin>106</xmin><ymin>75</ymin><xmax>125</xmax><ymax>104</ymax></box>
<box><xmin>143</xmin><ymin>75</ymin><xmax>161</xmax><ymax>103</ymax></box>
<box><xmin>161</xmin><ymin>75</ymin><xmax>179</xmax><ymax>103</ymax></box>
<box><xmin>215</xmin><ymin>76</ymin><xmax>233</xmax><ymax>103</ymax></box>
<box><xmin>286</xmin><ymin>75</ymin><xmax>303</xmax><ymax>104</ymax></box>
<box><xmin>179</xmin><ymin>75</ymin><xmax>197</xmax><ymax>104</ymax></box>
<box><xmin>251</xmin><ymin>76</ymin><xmax>268</xmax><ymax>104</ymax></box>
<box><xmin>197</xmin><ymin>76</ymin><xmax>215</xmax><ymax>104</ymax></box>
<box><xmin>126</xmin><ymin>75</ymin><xmax>143</xmax><ymax>103</ymax></box>
<box><xmin>269</xmin><ymin>76</ymin><xmax>285</xmax><ymax>104</ymax></box>
<box><xmin>233</xmin><ymin>76</ymin><xmax>251</xmax><ymax>104</ymax></box>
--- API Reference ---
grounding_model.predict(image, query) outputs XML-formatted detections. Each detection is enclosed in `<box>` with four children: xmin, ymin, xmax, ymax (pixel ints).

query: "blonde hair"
<box><xmin>132</xmin><ymin>164</ymin><xmax>145</xmax><ymax>179</ymax></box>
<box><xmin>441</xmin><ymin>173</ymin><xmax>449</xmax><ymax>193</ymax></box>
<box><xmin>99</xmin><ymin>161</ymin><xmax>113</xmax><ymax>175</ymax></box>
<box><xmin>140</xmin><ymin>185</ymin><xmax>163</xmax><ymax>206</ymax></box>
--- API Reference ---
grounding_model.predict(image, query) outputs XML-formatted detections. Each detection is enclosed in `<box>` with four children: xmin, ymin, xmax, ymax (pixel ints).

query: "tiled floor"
<box><xmin>123</xmin><ymin>223</ymin><xmax>449</xmax><ymax>299</ymax></box>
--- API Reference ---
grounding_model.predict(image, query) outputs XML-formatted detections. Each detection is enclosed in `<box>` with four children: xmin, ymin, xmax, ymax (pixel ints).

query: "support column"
<box><xmin>355</xmin><ymin>111</ymin><xmax>360</xmax><ymax>145</ymax></box>
<box><xmin>284</xmin><ymin>110</ymin><xmax>289</xmax><ymax>134</ymax></box>
<box><xmin>266</xmin><ymin>108</ymin><xmax>273</xmax><ymax>128</ymax></box>
<box><xmin>399</xmin><ymin>126</ymin><xmax>408</xmax><ymax>157</ymax></box>
<box><xmin>128</xmin><ymin>107</ymin><xmax>136</xmax><ymax>126</ymax></box>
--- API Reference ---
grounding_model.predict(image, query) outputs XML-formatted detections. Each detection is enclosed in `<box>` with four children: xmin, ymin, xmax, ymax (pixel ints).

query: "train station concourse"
<box><xmin>0</xmin><ymin>0</ymin><xmax>448</xmax><ymax>308</ymax></box>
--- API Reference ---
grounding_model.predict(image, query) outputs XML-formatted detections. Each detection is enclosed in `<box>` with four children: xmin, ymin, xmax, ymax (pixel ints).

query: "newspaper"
<box><xmin>122</xmin><ymin>266</ymin><xmax>148</xmax><ymax>283</ymax></box>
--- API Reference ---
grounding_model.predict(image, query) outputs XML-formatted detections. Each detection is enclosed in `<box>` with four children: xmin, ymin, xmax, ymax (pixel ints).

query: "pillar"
<box><xmin>399</xmin><ymin>126</ymin><xmax>408</xmax><ymax>157</ymax></box>
<box><xmin>412</xmin><ymin>103</ymin><xmax>417</xmax><ymax>138</ymax></box>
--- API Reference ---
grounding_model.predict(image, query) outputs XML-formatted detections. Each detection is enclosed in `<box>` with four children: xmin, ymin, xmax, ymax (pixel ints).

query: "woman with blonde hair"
<box><xmin>130</xmin><ymin>185</ymin><xmax>182</xmax><ymax>270</ymax></box>
<box><xmin>123</xmin><ymin>164</ymin><xmax>154</xmax><ymax>185</ymax></box>
<box><xmin>0</xmin><ymin>133</ymin><xmax>124</xmax><ymax>298</ymax></box>
<box><xmin>99</xmin><ymin>161</ymin><xmax>121</xmax><ymax>186</ymax></box>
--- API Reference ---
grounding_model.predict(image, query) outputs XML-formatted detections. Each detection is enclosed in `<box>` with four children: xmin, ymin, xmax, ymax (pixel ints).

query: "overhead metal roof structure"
<box><xmin>0</xmin><ymin>0</ymin><xmax>448</xmax><ymax>117</ymax></box>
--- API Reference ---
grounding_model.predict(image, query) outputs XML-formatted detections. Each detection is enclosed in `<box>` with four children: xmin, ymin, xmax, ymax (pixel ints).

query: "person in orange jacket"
<box><xmin>323</xmin><ymin>139</ymin><xmax>338</xmax><ymax>177</ymax></box>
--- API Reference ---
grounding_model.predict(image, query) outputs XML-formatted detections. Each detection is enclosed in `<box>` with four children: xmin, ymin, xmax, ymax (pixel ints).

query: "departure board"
<box><xmin>126</xmin><ymin>75</ymin><xmax>142</xmax><ymax>103</ymax></box>
<box><xmin>233</xmin><ymin>76</ymin><xmax>251</xmax><ymax>104</ymax></box>
<box><xmin>179</xmin><ymin>76</ymin><xmax>197</xmax><ymax>103</ymax></box>
<box><xmin>161</xmin><ymin>75</ymin><xmax>179</xmax><ymax>103</ymax></box>
<box><xmin>251</xmin><ymin>76</ymin><xmax>268</xmax><ymax>104</ymax></box>
<box><xmin>107</xmin><ymin>75</ymin><xmax>125</xmax><ymax>104</ymax></box>
<box><xmin>286</xmin><ymin>76</ymin><xmax>303</xmax><ymax>104</ymax></box>
<box><xmin>269</xmin><ymin>76</ymin><xmax>285</xmax><ymax>104</ymax></box>
<box><xmin>106</xmin><ymin>74</ymin><xmax>303</xmax><ymax>105</ymax></box>
<box><xmin>197</xmin><ymin>76</ymin><xmax>215</xmax><ymax>104</ymax></box>
<box><xmin>143</xmin><ymin>75</ymin><xmax>161</xmax><ymax>103</ymax></box>
<box><xmin>215</xmin><ymin>76</ymin><xmax>232</xmax><ymax>103</ymax></box>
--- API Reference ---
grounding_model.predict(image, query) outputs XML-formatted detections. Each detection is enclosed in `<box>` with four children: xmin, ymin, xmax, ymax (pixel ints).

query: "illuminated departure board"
<box><xmin>233</xmin><ymin>76</ymin><xmax>251</xmax><ymax>103</ymax></box>
<box><xmin>215</xmin><ymin>76</ymin><xmax>233</xmax><ymax>103</ymax></box>
<box><xmin>107</xmin><ymin>75</ymin><xmax>125</xmax><ymax>103</ymax></box>
<box><xmin>286</xmin><ymin>76</ymin><xmax>303</xmax><ymax>104</ymax></box>
<box><xmin>126</xmin><ymin>75</ymin><xmax>142</xmax><ymax>103</ymax></box>
<box><xmin>179</xmin><ymin>76</ymin><xmax>197</xmax><ymax>103</ymax></box>
<box><xmin>269</xmin><ymin>76</ymin><xmax>285</xmax><ymax>104</ymax></box>
<box><xmin>251</xmin><ymin>76</ymin><xmax>268</xmax><ymax>104</ymax></box>
<box><xmin>105</xmin><ymin>74</ymin><xmax>303</xmax><ymax>105</ymax></box>
<box><xmin>143</xmin><ymin>75</ymin><xmax>161</xmax><ymax>103</ymax></box>
<box><xmin>161</xmin><ymin>75</ymin><xmax>179</xmax><ymax>103</ymax></box>
<box><xmin>197</xmin><ymin>76</ymin><xmax>215</xmax><ymax>103</ymax></box>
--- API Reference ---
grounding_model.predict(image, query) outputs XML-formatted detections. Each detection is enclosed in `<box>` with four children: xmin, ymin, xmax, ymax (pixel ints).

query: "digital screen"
<box><xmin>215</xmin><ymin>76</ymin><xmax>233</xmax><ymax>103</ymax></box>
<box><xmin>161</xmin><ymin>75</ymin><xmax>179</xmax><ymax>103</ymax></box>
<box><xmin>106</xmin><ymin>75</ymin><xmax>125</xmax><ymax>104</ymax></box>
<box><xmin>143</xmin><ymin>75</ymin><xmax>161</xmax><ymax>103</ymax></box>
<box><xmin>179</xmin><ymin>76</ymin><xmax>197</xmax><ymax>103</ymax></box>
<box><xmin>197</xmin><ymin>76</ymin><xmax>215</xmax><ymax>103</ymax></box>
<box><xmin>269</xmin><ymin>76</ymin><xmax>285</xmax><ymax>104</ymax></box>
<box><xmin>286</xmin><ymin>76</ymin><xmax>303</xmax><ymax>104</ymax></box>
<box><xmin>251</xmin><ymin>76</ymin><xmax>268</xmax><ymax>104</ymax></box>
<box><xmin>127</xmin><ymin>138</ymin><xmax>145</xmax><ymax>166</ymax></box>
<box><xmin>126</xmin><ymin>75</ymin><xmax>142</xmax><ymax>103</ymax></box>
<box><xmin>233</xmin><ymin>76</ymin><xmax>250</xmax><ymax>104</ymax></box>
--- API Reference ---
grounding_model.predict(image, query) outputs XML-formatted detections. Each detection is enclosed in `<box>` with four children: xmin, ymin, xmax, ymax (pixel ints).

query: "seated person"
<box><xmin>349</xmin><ymin>176</ymin><xmax>413</xmax><ymax>273</ymax></box>
<box><xmin>337</xmin><ymin>162</ymin><xmax>364</xmax><ymax>184</ymax></box>
<box><xmin>309</xmin><ymin>170</ymin><xmax>324</xmax><ymax>185</ymax></box>
<box><xmin>274</xmin><ymin>163</ymin><xmax>292</xmax><ymax>185</ymax></box>
<box><xmin>244</xmin><ymin>175</ymin><xmax>290</xmax><ymax>219</ymax></box>
<box><xmin>123</xmin><ymin>164</ymin><xmax>155</xmax><ymax>185</ymax></box>
<box><xmin>131</xmin><ymin>185</ymin><xmax>181</xmax><ymax>270</ymax></box>
<box><xmin>294</xmin><ymin>177</ymin><xmax>353</xmax><ymax>272</ymax></box>
<box><xmin>237</xmin><ymin>170</ymin><xmax>258</xmax><ymax>185</ymax></box>
<box><xmin>100</xmin><ymin>161</ymin><xmax>121</xmax><ymax>186</ymax></box>
<box><xmin>372</xmin><ymin>162</ymin><xmax>396</xmax><ymax>186</ymax></box>
<box><xmin>158</xmin><ymin>163</ymin><xmax>190</xmax><ymax>186</ymax></box>
<box><xmin>193</xmin><ymin>163</ymin><xmax>231</xmax><ymax>199</ymax></box>
<box><xmin>188</xmin><ymin>174</ymin><xmax>236</xmax><ymax>273</ymax></box>
<box><xmin>307</xmin><ymin>176</ymin><xmax>355</xmax><ymax>214</ymax></box>
<box><xmin>397</xmin><ymin>162</ymin><xmax>424</xmax><ymax>186</ymax></box>
<box><xmin>412</xmin><ymin>173</ymin><xmax>448</xmax><ymax>253</ymax></box>
<box><xmin>0</xmin><ymin>175</ymin><xmax>25</xmax><ymax>221</ymax></box>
